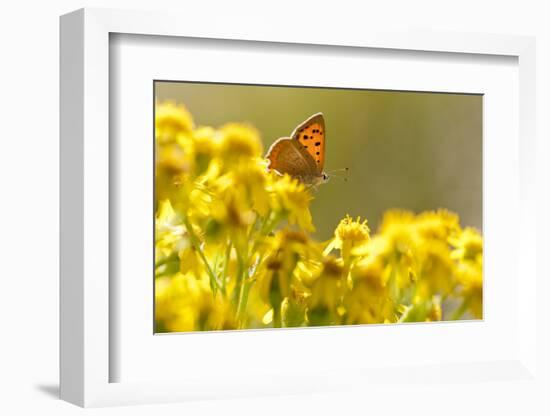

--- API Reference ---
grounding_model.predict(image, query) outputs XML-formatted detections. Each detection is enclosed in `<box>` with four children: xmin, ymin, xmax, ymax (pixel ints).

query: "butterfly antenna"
<box><xmin>328</xmin><ymin>168</ymin><xmax>350</xmax><ymax>174</ymax></box>
<box><xmin>327</xmin><ymin>167</ymin><xmax>350</xmax><ymax>182</ymax></box>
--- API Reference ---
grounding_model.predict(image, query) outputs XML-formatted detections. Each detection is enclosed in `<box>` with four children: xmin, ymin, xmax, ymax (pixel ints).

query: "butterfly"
<box><xmin>266</xmin><ymin>113</ymin><xmax>330</xmax><ymax>187</ymax></box>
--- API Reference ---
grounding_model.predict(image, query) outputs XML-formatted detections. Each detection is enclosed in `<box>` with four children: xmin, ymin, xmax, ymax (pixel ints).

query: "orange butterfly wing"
<box><xmin>266</xmin><ymin>138</ymin><xmax>317</xmax><ymax>177</ymax></box>
<box><xmin>290</xmin><ymin>113</ymin><xmax>325</xmax><ymax>174</ymax></box>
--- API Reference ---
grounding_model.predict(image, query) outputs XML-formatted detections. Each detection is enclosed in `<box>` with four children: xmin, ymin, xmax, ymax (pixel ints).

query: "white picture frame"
<box><xmin>60</xmin><ymin>7</ymin><xmax>538</xmax><ymax>408</ymax></box>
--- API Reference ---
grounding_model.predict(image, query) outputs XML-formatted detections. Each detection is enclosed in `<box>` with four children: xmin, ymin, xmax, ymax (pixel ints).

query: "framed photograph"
<box><xmin>60</xmin><ymin>8</ymin><xmax>538</xmax><ymax>407</ymax></box>
<box><xmin>152</xmin><ymin>81</ymin><xmax>483</xmax><ymax>334</ymax></box>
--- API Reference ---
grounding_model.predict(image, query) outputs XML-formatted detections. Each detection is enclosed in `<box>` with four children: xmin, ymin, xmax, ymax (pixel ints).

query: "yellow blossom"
<box><xmin>416</xmin><ymin>239</ymin><xmax>456</xmax><ymax>298</ymax></box>
<box><xmin>450</xmin><ymin>227</ymin><xmax>483</xmax><ymax>318</ymax></box>
<box><xmin>256</xmin><ymin>229</ymin><xmax>319</xmax><ymax>307</ymax></box>
<box><xmin>450</xmin><ymin>227</ymin><xmax>483</xmax><ymax>262</ymax></box>
<box><xmin>192</xmin><ymin>126</ymin><xmax>219</xmax><ymax>175</ymax></box>
<box><xmin>455</xmin><ymin>256</ymin><xmax>483</xmax><ymax>318</ymax></box>
<box><xmin>155</xmin><ymin>200</ymin><xmax>186</xmax><ymax>268</ymax></box>
<box><xmin>219</xmin><ymin>123</ymin><xmax>263</xmax><ymax>167</ymax></box>
<box><xmin>306</xmin><ymin>257</ymin><xmax>345</xmax><ymax>325</ymax></box>
<box><xmin>269</xmin><ymin>174</ymin><xmax>314</xmax><ymax>231</ymax></box>
<box><xmin>335</xmin><ymin>215</ymin><xmax>371</xmax><ymax>243</ymax></box>
<box><xmin>155</xmin><ymin>273</ymin><xmax>237</xmax><ymax>332</ymax></box>
<box><xmin>327</xmin><ymin>215</ymin><xmax>370</xmax><ymax>261</ymax></box>
<box><xmin>214</xmin><ymin>160</ymin><xmax>270</xmax><ymax>218</ymax></box>
<box><xmin>416</xmin><ymin>209</ymin><xmax>460</xmax><ymax>241</ymax></box>
<box><xmin>155</xmin><ymin>101</ymin><xmax>194</xmax><ymax>144</ymax></box>
<box><xmin>281</xmin><ymin>289</ymin><xmax>310</xmax><ymax>327</ymax></box>
<box><xmin>345</xmin><ymin>256</ymin><xmax>395</xmax><ymax>324</ymax></box>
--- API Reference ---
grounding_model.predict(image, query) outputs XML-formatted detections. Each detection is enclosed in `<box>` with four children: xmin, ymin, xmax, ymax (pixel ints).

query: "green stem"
<box><xmin>234</xmin><ymin>209</ymin><xmax>284</xmax><ymax>327</ymax></box>
<box><xmin>397</xmin><ymin>304</ymin><xmax>414</xmax><ymax>323</ymax></box>
<box><xmin>236</xmin><ymin>280</ymin><xmax>252</xmax><ymax>327</ymax></box>
<box><xmin>272</xmin><ymin>303</ymin><xmax>282</xmax><ymax>328</ymax></box>
<box><xmin>220</xmin><ymin>239</ymin><xmax>232</xmax><ymax>297</ymax></box>
<box><xmin>388</xmin><ymin>263</ymin><xmax>399</xmax><ymax>303</ymax></box>
<box><xmin>235</xmin><ymin>228</ymin><xmax>258</xmax><ymax>326</ymax></box>
<box><xmin>234</xmin><ymin>261</ymin><xmax>248</xmax><ymax>326</ymax></box>
<box><xmin>183</xmin><ymin>216</ymin><xmax>219</xmax><ymax>293</ymax></box>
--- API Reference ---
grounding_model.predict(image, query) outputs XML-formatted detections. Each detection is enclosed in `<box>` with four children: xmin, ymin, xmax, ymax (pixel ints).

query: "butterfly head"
<box><xmin>307</xmin><ymin>172</ymin><xmax>330</xmax><ymax>187</ymax></box>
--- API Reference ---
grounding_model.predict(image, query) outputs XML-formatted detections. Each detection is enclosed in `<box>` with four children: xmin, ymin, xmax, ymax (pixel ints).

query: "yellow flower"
<box><xmin>155</xmin><ymin>199</ymin><xmax>185</xmax><ymax>263</ymax></box>
<box><xmin>335</xmin><ymin>215</ymin><xmax>371</xmax><ymax>243</ymax></box>
<box><xmin>211</xmin><ymin>191</ymin><xmax>257</xmax><ymax>230</ymax></box>
<box><xmin>155</xmin><ymin>276</ymin><xmax>196</xmax><ymax>332</ymax></box>
<box><xmin>414</xmin><ymin>210</ymin><xmax>460</xmax><ymax>298</ymax></box>
<box><xmin>155</xmin><ymin>199</ymin><xmax>210</xmax><ymax>279</ymax></box>
<box><xmin>269</xmin><ymin>174</ymin><xmax>314</xmax><ymax>231</ymax></box>
<box><xmin>450</xmin><ymin>227</ymin><xmax>483</xmax><ymax>262</ymax></box>
<box><xmin>219</xmin><ymin>123</ymin><xmax>263</xmax><ymax>166</ymax></box>
<box><xmin>185</xmin><ymin>181</ymin><xmax>215</xmax><ymax>222</ymax></box>
<box><xmin>155</xmin><ymin>134</ymin><xmax>194</xmax><ymax>202</ymax></box>
<box><xmin>345</xmin><ymin>256</ymin><xmax>395</xmax><ymax>324</ymax></box>
<box><xmin>155</xmin><ymin>101</ymin><xmax>194</xmax><ymax>144</ymax></box>
<box><xmin>372</xmin><ymin>211</ymin><xmax>422</xmax><ymax>292</ymax></box>
<box><xmin>155</xmin><ymin>273</ymin><xmax>237</xmax><ymax>332</ymax></box>
<box><xmin>351</xmin><ymin>255</ymin><xmax>388</xmax><ymax>289</ymax></box>
<box><xmin>416</xmin><ymin>209</ymin><xmax>460</xmax><ymax>241</ymax></box>
<box><xmin>192</xmin><ymin>126</ymin><xmax>220</xmax><ymax>175</ymax></box>
<box><xmin>214</xmin><ymin>160</ymin><xmax>270</xmax><ymax>218</ymax></box>
<box><xmin>156</xmin><ymin>141</ymin><xmax>193</xmax><ymax>174</ymax></box>
<box><xmin>234</xmin><ymin>161</ymin><xmax>271</xmax><ymax>216</ymax></box>
<box><xmin>450</xmin><ymin>227</ymin><xmax>483</xmax><ymax>318</ymax></box>
<box><xmin>374</xmin><ymin>210</ymin><xmax>418</xmax><ymax>260</ymax></box>
<box><xmin>327</xmin><ymin>215</ymin><xmax>370</xmax><ymax>260</ymax></box>
<box><xmin>280</xmin><ymin>289</ymin><xmax>309</xmax><ymax>327</ymax></box>
<box><xmin>415</xmin><ymin>239</ymin><xmax>455</xmax><ymax>298</ymax></box>
<box><xmin>256</xmin><ymin>229</ymin><xmax>318</xmax><ymax>306</ymax></box>
<box><xmin>379</xmin><ymin>209</ymin><xmax>416</xmax><ymax>233</ymax></box>
<box><xmin>306</xmin><ymin>256</ymin><xmax>345</xmax><ymax>325</ymax></box>
<box><xmin>155</xmin><ymin>103</ymin><xmax>195</xmax><ymax>201</ymax></box>
<box><xmin>455</xmin><ymin>256</ymin><xmax>483</xmax><ymax>318</ymax></box>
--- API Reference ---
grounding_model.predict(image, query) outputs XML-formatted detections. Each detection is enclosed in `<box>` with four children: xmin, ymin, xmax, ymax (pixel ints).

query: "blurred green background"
<box><xmin>156</xmin><ymin>81</ymin><xmax>482</xmax><ymax>241</ymax></box>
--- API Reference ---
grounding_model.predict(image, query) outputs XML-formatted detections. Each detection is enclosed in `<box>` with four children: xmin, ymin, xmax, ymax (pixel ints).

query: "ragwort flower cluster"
<box><xmin>155</xmin><ymin>101</ymin><xmax>483</xmax><ymax>332</ymax></box>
